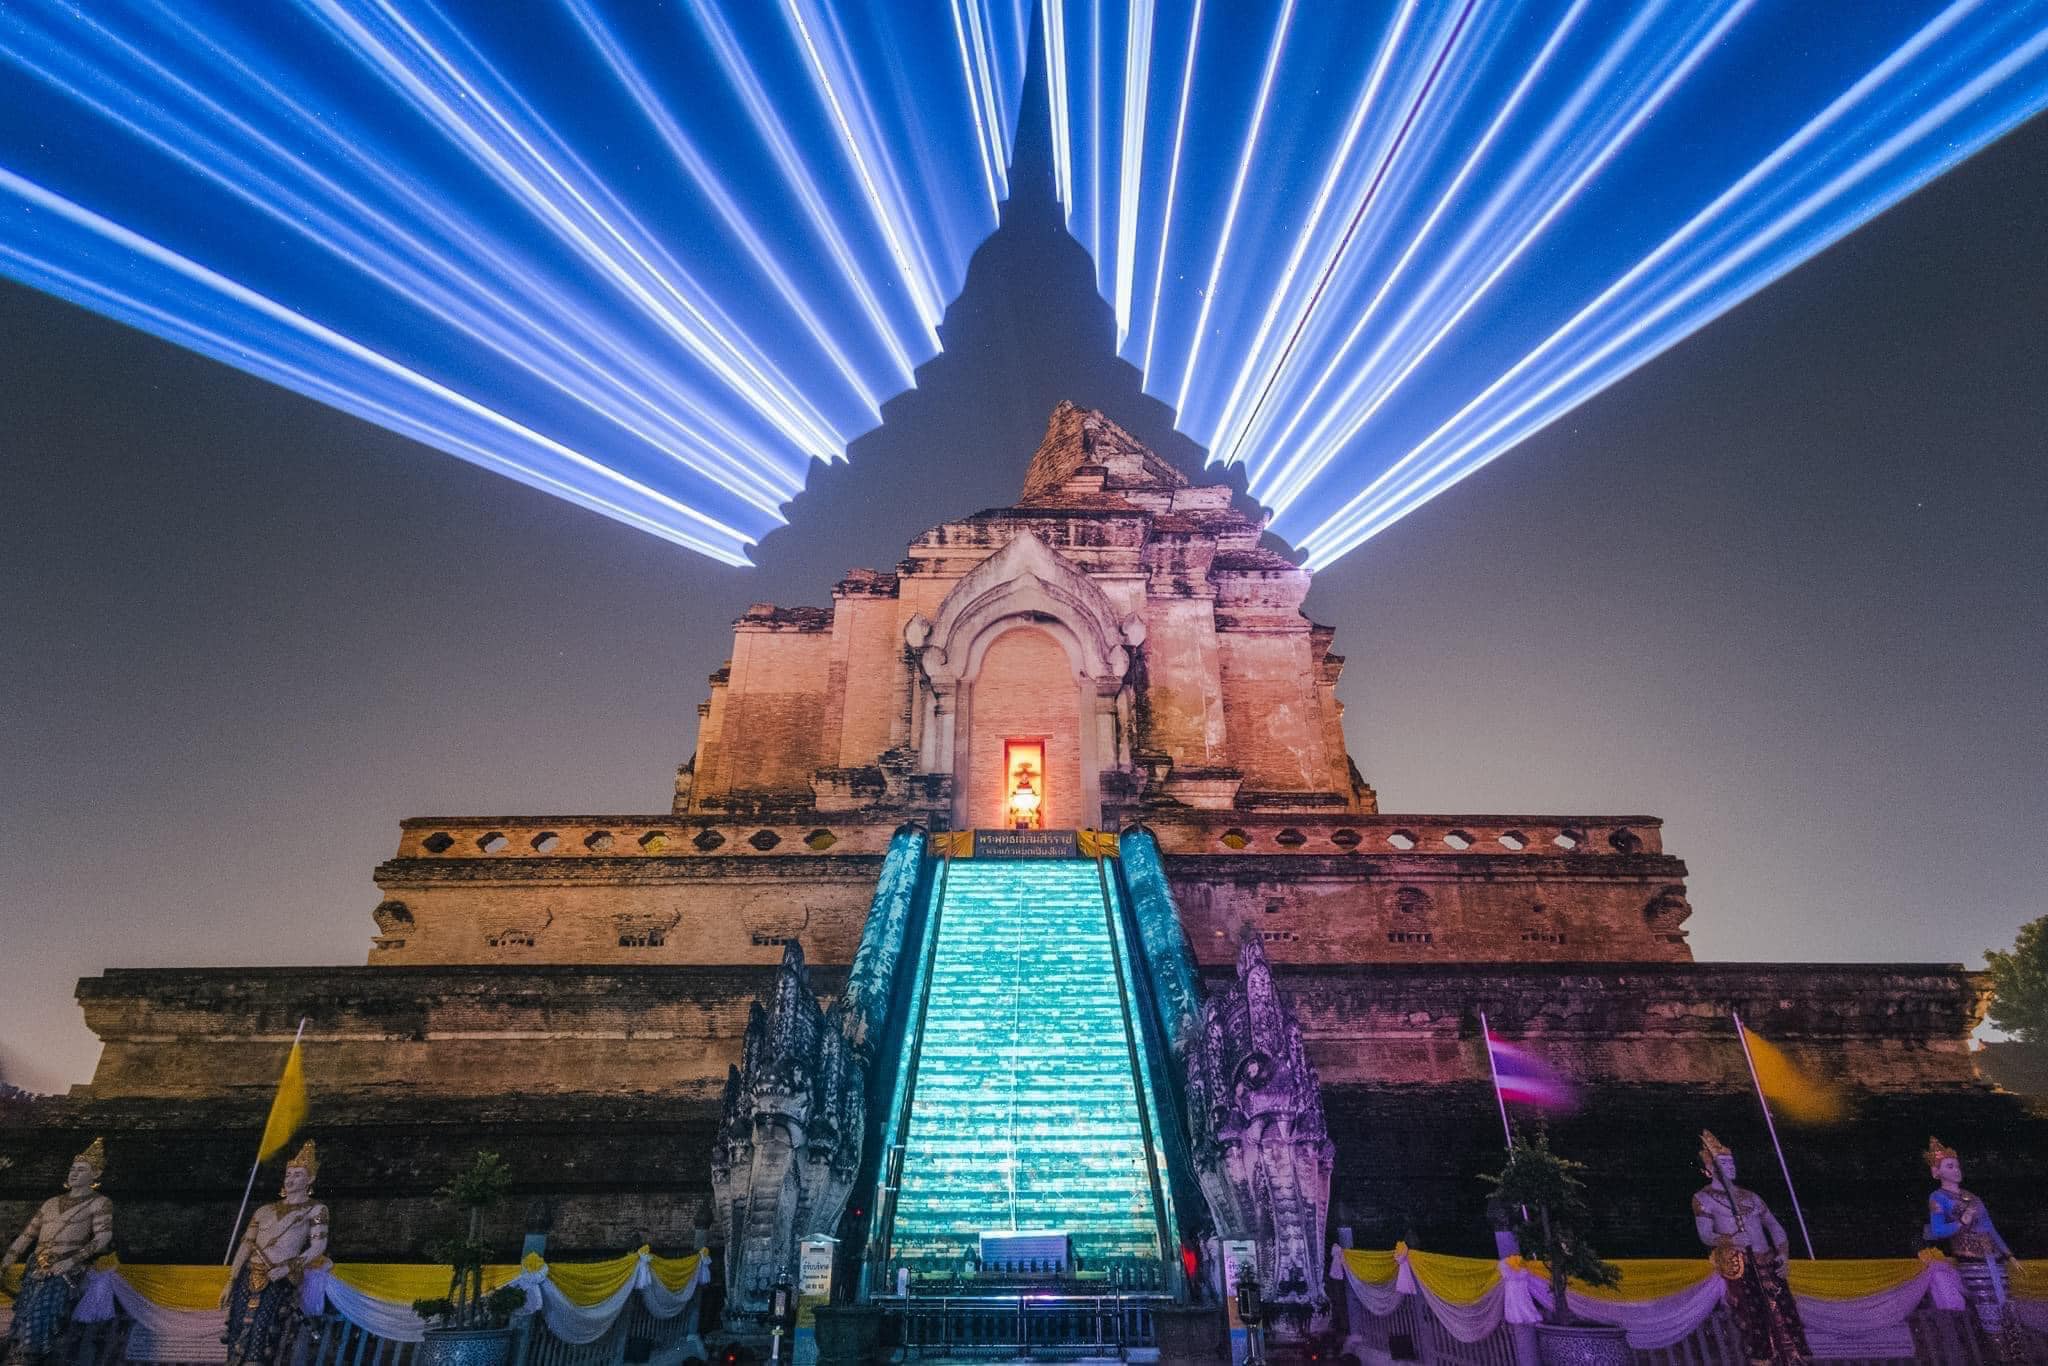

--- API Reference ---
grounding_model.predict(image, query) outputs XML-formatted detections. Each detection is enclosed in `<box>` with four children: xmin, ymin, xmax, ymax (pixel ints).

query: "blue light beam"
<box><xmin>0</xmin><ymin>0</ymin><xmax>1031</xmax><ymax>562</ymax></box>
<box><xmin>1047</xmin><ymin>0</ymin><xmax>2048</xmax><ymax>566</ymax></box>
<box><xmin>4</xmin><ymin>1</ymin><xmax>2045</xmax><ymax>566</ymax></box>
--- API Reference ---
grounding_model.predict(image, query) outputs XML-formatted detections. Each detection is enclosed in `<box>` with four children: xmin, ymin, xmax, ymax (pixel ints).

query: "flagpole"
<box><xmin>1731</xmin><ymin>1010</ymin><xmax>1815</xmax><ymax>1260</ymax></box>
<box><xmin>224</xmin><ymin>1017</ymin><xmax>306</xmax><ymax>1264</ymax></box>
<box><xmin>1478</xmin><ymin>1010</ymin><xmax>1514</xmax><ymax>1150</ymax></box>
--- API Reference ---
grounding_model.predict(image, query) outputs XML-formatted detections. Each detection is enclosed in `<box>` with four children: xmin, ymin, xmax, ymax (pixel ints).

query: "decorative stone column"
<box><xmin>1183</xmin><ymin>933</ymin><xmax>1337</xmax><ymax>1343</ymax></box>
<box><xmin>709</xmin><ymin>942</ymin><xmax>864</xmax><ymax>1315</ymax></box>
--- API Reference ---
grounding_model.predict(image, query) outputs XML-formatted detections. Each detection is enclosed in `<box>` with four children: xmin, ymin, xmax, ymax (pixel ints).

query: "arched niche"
<box><xmin>906</xmin><ymin>533</ymin><xmax>1144</xmax><ymax>829</ymax></box>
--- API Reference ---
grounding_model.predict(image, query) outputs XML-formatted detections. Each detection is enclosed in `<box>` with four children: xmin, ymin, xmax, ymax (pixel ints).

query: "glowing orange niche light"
<box><xmin>1004</xmin><ymin>740</ymin><xmax>1045</xmax><ymax>830</ymax></box>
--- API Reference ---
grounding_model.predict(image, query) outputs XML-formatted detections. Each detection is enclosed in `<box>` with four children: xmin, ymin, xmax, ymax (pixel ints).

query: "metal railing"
<box><xmin>20</xmin><ymin>1297</ymin><xmax>702</xmax><ymax>1366</ymax></box>
<box><xmin>887</xmin><ymin>1291</ymin><xmax>1171</xmax><ymax>1359</ymax></box>
<box><xmin>1343</xmin><ymin>1301</ymin><xmax>2045</xmax><ymax>1365</ymax></box>
<box><xmin>304</xmin><ymin>1315</ymin><xmax>425</xmax><ymax>1366</ymax></box>
<box><xmin>894</xmin><ymin>1293</ymin><xmax>1154</xmax><ymax>1357</ymax></box>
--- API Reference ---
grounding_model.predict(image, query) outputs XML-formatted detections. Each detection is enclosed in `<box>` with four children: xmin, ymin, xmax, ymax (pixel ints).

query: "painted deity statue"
<box><xmin>219</xmin><ymin>1141</ymin><xmax>329</xmax><ymax>1366</ymax></box>
<box><xmin>1923</xmin><ymin>1137</ymin><xmax>2027</xmax><ymax>1361</ymax></box>
<box><xmin>1692</xmin><ymin>1132</ymin><xmax>1810</xmax><ymax>1366</ymax></box>
<box><xmin>1</xmin><ymin>1139</ymin><xmax>114</xmax><ymax>1365</ymax></box>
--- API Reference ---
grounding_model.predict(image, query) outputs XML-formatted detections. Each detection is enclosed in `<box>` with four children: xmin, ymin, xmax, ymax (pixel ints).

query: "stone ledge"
<box><xmin>1258</xmin><ymin>960</ymin><xmax>1986</xmax><ymax>1037</ymax></box>
<box><xmin>1163</xmin><ymin>852</ymin><xmax>1690</xmax><ymax>879</ymax></box>
<box><xmin>375</xmin><ymin>855</ymin><xmax>889</xmax><ymax>885</ymax></box>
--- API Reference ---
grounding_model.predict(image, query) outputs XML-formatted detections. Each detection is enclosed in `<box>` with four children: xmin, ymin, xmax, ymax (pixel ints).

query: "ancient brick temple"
<box><xmin>4</xmin><ymin>404</ymin><xmax>2041</xmax><ymax>1271</ymax></box>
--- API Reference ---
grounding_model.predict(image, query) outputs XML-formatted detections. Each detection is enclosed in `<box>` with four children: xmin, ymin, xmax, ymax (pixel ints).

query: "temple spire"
<box><xmin>1018</xmin><ymin>401</ymin><xmax>1188</xmax><ymax>505</ymax></box>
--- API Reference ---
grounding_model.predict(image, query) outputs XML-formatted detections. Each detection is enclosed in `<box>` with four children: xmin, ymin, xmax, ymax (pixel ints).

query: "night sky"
<box><xmin>2</xmin><ymin>65</ymin><xmax>2044</xmax><ymax>1091</ymax></box>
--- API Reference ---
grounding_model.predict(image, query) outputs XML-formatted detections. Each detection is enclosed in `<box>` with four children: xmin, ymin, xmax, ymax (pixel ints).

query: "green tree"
<box><xmin>1986</xmin><ymin>914</ymin><xmax>2048</xmax><ymax>1044</ymax></box>
<box><xmin>1479</xmin><ymin>1126</ymin><xmax>1619</xmax><ymax>1325</ymax></box>
<box><xmin>414</xmin><ymin>1151</ymin><xmax>524</xmax><ymax>1330</ymax></box>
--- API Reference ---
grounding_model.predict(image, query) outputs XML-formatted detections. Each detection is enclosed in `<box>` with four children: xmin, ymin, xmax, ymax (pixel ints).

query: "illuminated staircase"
<box><xmin>887</xmin><ymin>858</ymin><xmax>1163</xmax><ymax>1273</ymax></box>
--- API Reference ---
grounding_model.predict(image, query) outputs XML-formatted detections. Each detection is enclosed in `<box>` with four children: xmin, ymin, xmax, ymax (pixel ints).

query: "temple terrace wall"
<box><xmin>5</xmin><ymin>960</ymin><xmax>2037</xmax><ymax>1263</ymax></box>
<box><xmin>366</xmin><ymin>819</ymin><xmax>1694</xmax><ymax>965</ymax></box>
<box><xmin>70</xmin><ymin>960</ymin><xmax>1988</xmax><ymax>1104</ymax></box>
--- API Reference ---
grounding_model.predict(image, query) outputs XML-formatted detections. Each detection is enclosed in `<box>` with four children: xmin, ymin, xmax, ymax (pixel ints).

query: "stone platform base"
<box><xmin>5</xmin><ymin>960</ymin><xmax>2042</xmax><ymax>1261</ymax></box>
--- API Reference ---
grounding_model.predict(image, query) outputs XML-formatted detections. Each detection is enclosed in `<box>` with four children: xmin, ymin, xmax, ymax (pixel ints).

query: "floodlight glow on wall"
<box><xmin>3</xmin><ymin>1</ymin><xmax>2045</xmax><ymax>567</ymax></box>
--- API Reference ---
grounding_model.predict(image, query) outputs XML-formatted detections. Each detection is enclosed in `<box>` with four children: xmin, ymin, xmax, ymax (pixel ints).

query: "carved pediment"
<box><xmin>917</xmin><ymin>531</ymin><xmax>1141</xmax><ymax>688</ymax></box>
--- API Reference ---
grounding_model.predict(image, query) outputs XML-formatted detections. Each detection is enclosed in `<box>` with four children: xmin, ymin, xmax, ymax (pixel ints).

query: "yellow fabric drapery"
<box><xmin>0</xmin><ymin>1255</ymin><xmax>665</xmax><ymax>1313</ymax></box>
<box><xmin>115</xmin><ymin>1263</ymin><xmax>232</xmax><ymax>1311</ymax></box>
<box><xmin>649</xmin><ymin>1252</ymin><xmax>705</xmax><ymax>1294</ymax></box>
<box><xmin>1570</xmin><ymin>1258</ymin><xmax>1713</xmax><ymax>1302</ymax></box>
<box><xmin>1407</xmin><ymin>1249</ymin><xmax>1501</xmax><ymax>1307</ymax></box>
<box><xmin>2013</xmin><ymin>1260</ymin><xmax>2047</xmax><ymax>1300</ymax></box>
<box><xmin>533</xmin><ymin>1251</ymin><xmax>638</xmax><ymax>1306</ymax></box>
<box><xmin>1786</xmin><ymin>1258</ymin><xmax>1927</xmax><ymax>1300</ymax></box>
<box><xmin>332</xmin><ymin>1262</ymin><xmax>519</xmax><ymax>1303</ymax></box>
<box><xmin>1345</xmin><ymin>1248</ymin><xmax>1972</xmax><ymax>1307</ymax></box>
<box><xmin>1341</xmin><ymin>1248</ymin><xmax>1401</xmax><ymax>1286</ymax></box>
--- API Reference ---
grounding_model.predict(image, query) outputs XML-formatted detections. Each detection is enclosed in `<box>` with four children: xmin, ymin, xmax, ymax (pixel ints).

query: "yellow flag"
<box><xmin>257</xmin><ymin>1041</ymin><xmax>308</xmax><ymax>1160</ymax></box>
<box><xmin>1740</xmin><ymin>1024</ymin><xmax>1844</xmax><ymax>1124</ymax></box>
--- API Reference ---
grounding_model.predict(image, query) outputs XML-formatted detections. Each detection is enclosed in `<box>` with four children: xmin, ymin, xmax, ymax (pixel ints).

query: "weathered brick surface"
<box><xmin>1171</xmin><ymin>853</ymin><xmax>1693</xmax><ymax>966</ymax></box>
<box><xmin>68</xmin><ymin>961</ymin><xmax>1983</xmax><ymax>1102</ymax></box>
<box><xmin>1253</xmin><ymin>961</ymin><xmax>1990</xmax><ymax>1091</ymax></box>
<box><xmin>679</xmin><ymin>403</ymin><xmax>1370</xmax><ymax>831</ymax></box>
<box><xmin>1137</xmin><ymin>597</ymin><xmax>1228</xmax><ymax>763</ymax></box>
<box><xmin>367</xmin><ymin>841</ymin><xmax>1693</xmax><ymax>967</ymax></box>
<box><xmin>0</xmin><ymin>1093</ymin><xmax>721</xmax><ymax>1262</ymax></box>
<box><xmin>72</xmin><ymin>965</ymin><xmax>834</xmax><ymax>1099</ymax></box>
<box><xmin>718</xmin><ymin>615</ymin><xmax>834</xmax><ymax>797</ymax></box>
<box><xmin>966</xmin><ymin>627</ymin><xmax>1085</xmax><ymax>830</ymax></box>
<box><xmin>828</xmin><ymin>590</ymin><xmax>909</xmax><ymax>766</ymax></box>
<box><xmin>369</xmin><ymin>862</ymin><xmax>879</xmax><ymax>964</ymax></box>
<box><xmin>11</xmin><ymin>960</ymin><xmax>2038</xmax><ymax>1261</ymax></box>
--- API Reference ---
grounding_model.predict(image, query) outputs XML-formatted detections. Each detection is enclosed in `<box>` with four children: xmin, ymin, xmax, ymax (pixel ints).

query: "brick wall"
<box><xmin>1215</xmin><ymin>630</ymin><xmax>1333</xmax><ymax>793</ymax></box>
<box><xmin>829</xmin><ymin>593</ymin><xmax>910</xmax><ymax>766</ymax></box>
<box><xmin>711</xmin><ymin>626</ymin><xmax>833</xmax><ymax>799</ymax></box>
<box><xmin>1170</xmin><ymin>860</ymin><xmax>1692</xmax><ymax>965</ymax></box>
<box><xmin>369</xmin><ymin>872</ymin><xmax>876</xmax><ymax>965</ymax></box>
<box><xmin>69</xmin><ymin>960</ymin><xmax>1983</xmax><ymax>1104</ymax></box>
<box><xmin>14</xmin><ymin>959</ymin><xmax>2035</xmax><ymax>1263</ymax></box>
<box><xmin>1137</xmin><ymin>596</ymin><xmax>1228</xmax><ymax>764</ymax></box>
<box><xmin>967</xmin><ymin>627</ymin><xmax>1085</xmax><ymax>830</ymax></box>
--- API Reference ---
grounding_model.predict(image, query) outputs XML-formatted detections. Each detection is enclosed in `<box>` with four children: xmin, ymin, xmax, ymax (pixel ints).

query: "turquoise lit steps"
<box><xmin>890</xmin><ymin>859</ymin><xmax>1160</xmax><ymax>1272</ymax></box>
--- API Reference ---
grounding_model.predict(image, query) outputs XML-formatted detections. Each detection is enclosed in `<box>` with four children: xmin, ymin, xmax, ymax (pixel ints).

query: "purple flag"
<box><xmin>1485</xmin><ymin>1029</ymin><xmax>1577</xmax><ymax>1110</ymax></box>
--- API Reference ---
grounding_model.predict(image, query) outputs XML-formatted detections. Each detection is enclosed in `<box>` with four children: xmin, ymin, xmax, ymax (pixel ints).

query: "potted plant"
<box><xmin>1481</xmin><ymin>1128</ymin><xmax>1627</xmax><ymax>1366</ymax></box>
<box><xmin>414</xmin><ymin>1151</ymin><xmax>528</xmax><ymax>1366</ymax></box>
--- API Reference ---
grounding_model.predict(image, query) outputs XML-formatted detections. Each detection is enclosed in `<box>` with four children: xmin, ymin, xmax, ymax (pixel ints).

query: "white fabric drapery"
<box><xmin>1412</xmin><ymin>1273</ymin><xmax>1512</xmax><ymax>1344</ymax></box>
<box><xmin>1526</xmin><ymin>1271</ymin><xmax>1729</xmax><ymax>1350</ymax></box>
<box><xmin>1336</xmin><ymin>1245</ymin><xmax>2025</xmax><ymax>1351</ymax></box>
<box><xmin>73</xmin><ymin>1269</ymin><xmax>234</xmax><ymax>1362</ymax></box>
<box><xmin>304</xmin><ymin>1268</ymin><xmax>438</xmax><ymax>1344</ymax></box>
<box><xmin>59</xmin><ymin>1249</ymin><xmax>707</xmax><ymax>1353</ymax></box>
<box><xmin>510</xmin><ymin>1251</ymin><xmax>710</xmax><ymax>1345</ymax></box>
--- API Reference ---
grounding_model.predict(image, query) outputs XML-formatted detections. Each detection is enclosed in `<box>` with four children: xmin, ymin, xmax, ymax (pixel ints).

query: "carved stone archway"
<box><xmin>905</xmin><ymin>533</ymin><xmax>1145</xmax><ymax>829</ymax></box>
